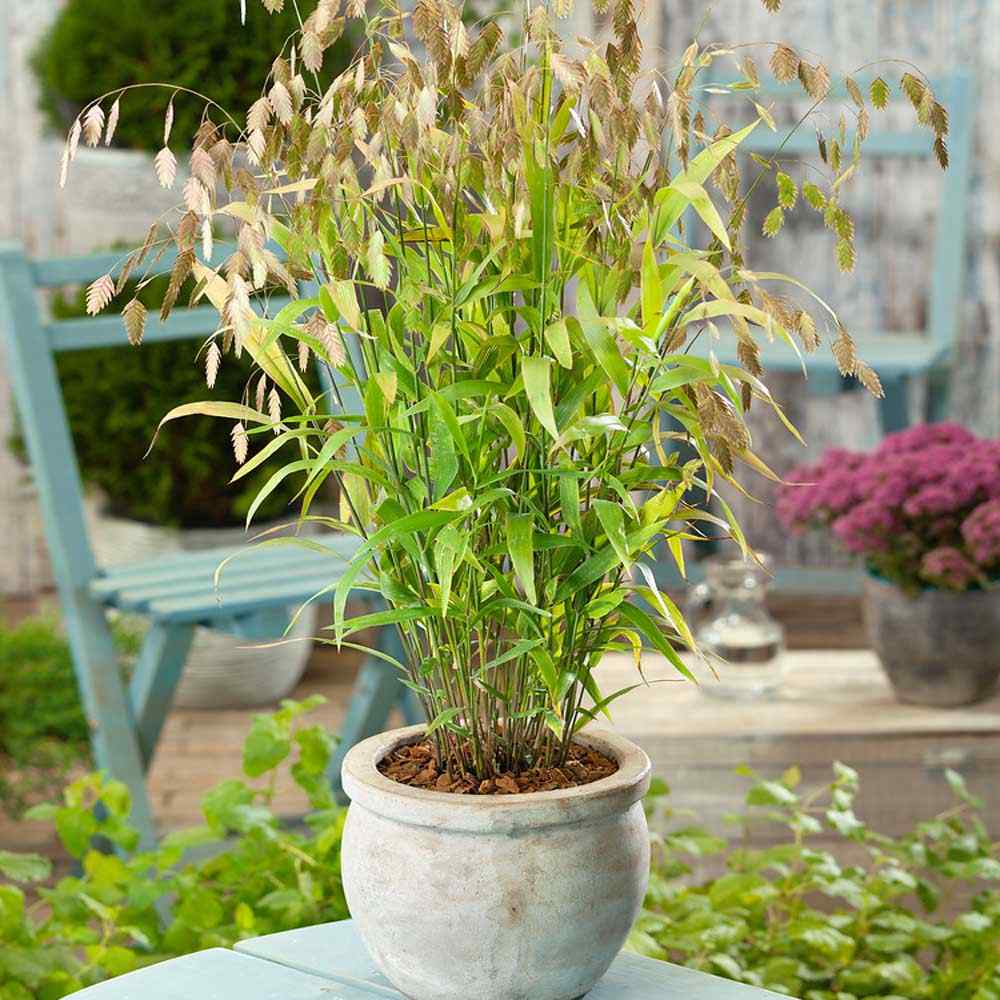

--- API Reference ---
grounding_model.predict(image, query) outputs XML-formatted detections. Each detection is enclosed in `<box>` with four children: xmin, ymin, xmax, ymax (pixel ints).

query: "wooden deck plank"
<box><xmin>597</xmin><ymin>650</ymin><xmax>1000</xmax><ymax>738</ymax></box>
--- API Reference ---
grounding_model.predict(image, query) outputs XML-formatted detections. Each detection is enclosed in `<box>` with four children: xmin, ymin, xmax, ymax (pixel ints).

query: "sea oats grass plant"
<box><xmin>64</xmin><ymin>0</ymin><xmax>946</xmax><ymax>784</ymax></box>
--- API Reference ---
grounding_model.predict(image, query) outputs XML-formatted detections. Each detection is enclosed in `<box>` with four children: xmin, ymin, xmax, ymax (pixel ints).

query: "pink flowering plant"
<box><xmin>778</xmin><ymin>423</ymin><xmax>1000</xmax><ymax>593</ymax></box>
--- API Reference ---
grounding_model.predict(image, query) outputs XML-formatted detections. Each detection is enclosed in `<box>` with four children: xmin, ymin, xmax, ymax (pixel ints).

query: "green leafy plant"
<box><xmin>633</xmin><ymin>766</ymin><xmax>1000</xmax><ymax>998</ymax></box>
<box><xmin>0</xmin><ymin>614</ymin><xmax>140</xmax><ymax>818</ymax></box>
<box><xmin>31</xmin><ymin>0</ymin><xmax>356</xmax><ymax>153</ymax></box>
<box><xmin>0</xmin><ymin>698</ymin><xmax>348</xmax><ymax>999</ymax></box>
<box><xmin>66</xmin><ymin>0</ymin><xmax>947</xmax><ymax>780</ymax></box>
<box><xmin>4</xmin><ymin>732</ymin><xmax>999</xmax><ymax>999</ymax></box>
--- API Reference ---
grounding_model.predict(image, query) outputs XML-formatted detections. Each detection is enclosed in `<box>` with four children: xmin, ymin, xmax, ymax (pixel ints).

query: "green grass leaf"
<box><xmin>521</xmin><ymin>355</ymin><xmax>559</xmax><ymax>438</ymax></box>
<box><xmin>576</xmin><ymin>283</ymin><xmax>631</xmax><ymax>394</ymax></box>
<box><xmin>544</xmin><ymin>318</ymin><xmax>573</xmax><ymax>369</ymax></box>
<box><xmin>506</xmin><ymin>513</ymin><xmax>537</xmax><ymax>606</ymax></box>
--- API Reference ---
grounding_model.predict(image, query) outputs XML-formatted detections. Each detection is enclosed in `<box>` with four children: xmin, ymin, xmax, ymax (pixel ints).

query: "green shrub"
<box><xmin>633</xmin><ymin>765</ymin><xmax>1000</xmax><ymax>997</ymax></box>
<box><xmin>3</xmin><ymin>720</ymin><xmax>1000</xmax><ymax>999</ymax></box>
<box><xmin>30</xmin><ymin>0</ymin><xmax>355</xmax><ymax>153</ymax></box>
<box><xmin>0</xmin><ymin>614</ymin><xmax>139</xmax><ymax>817</ymax></box>
<box><xmin>0</xmin><ymin>697</ymin><xmax>347</xmax><ymax>998</ymax></box>
<box><xmin>23</xmin><ymin>276</ymin><xmax>311</xmax><ymax>528</ymax></box>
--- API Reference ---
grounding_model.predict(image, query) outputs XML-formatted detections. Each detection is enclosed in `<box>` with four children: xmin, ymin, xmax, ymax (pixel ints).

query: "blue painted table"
<box><xmin>70</xmin><ymin>919</ymin><xmax>783</xmax><ymax>998</ymax></box>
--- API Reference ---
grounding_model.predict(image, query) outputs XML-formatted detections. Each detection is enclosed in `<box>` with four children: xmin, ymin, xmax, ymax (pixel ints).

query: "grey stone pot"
<box><xmin>341</xmin><ymin>725</ymin><xmax>652</xmax><ymax>1000</ymax></box>
<box><xmin>863</xmin><ymin>574</ymin><xmax>1000</xmax><ymax>707</ymax></box>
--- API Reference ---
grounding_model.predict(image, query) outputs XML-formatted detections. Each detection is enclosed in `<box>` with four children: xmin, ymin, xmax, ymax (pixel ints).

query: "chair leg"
<box><xmin>62</xmin><ymin>597</ymin><xmax>158</xmax><ymax>849</ymax></box>
<box><xmin>879</xmin><ymin>376</ymin><xmax>911</xmax><ymax>434</ymax></box>
<box><xmin>130</xmin><ymin>622</ymin><xmax>196</xmax><ymax>769</ymax></box>
<box><xmin>926</xmin><ymin>366</ymin><xmax>950</xmax><ymax>423</ymax></box>
<box><xmin>327</xmin><ymin>626</ymin><xmax>411</xmax><ymax>802</ymax></box>
<box><xmin>399</xmin><ymin>688</ymin><xmax>425</xmax><ymax>727</ymax></box>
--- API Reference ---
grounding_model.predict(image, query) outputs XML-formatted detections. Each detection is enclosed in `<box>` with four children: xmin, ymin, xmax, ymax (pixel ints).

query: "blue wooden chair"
<box><xmin>695</xmin><ymin>71</ymin><xmax>974</xmax><ymax>432</ymax></box>
<box><xmin>0</xmin><ymin>243</ymin><xmax>418</xmax><ymax>846</ymax></box>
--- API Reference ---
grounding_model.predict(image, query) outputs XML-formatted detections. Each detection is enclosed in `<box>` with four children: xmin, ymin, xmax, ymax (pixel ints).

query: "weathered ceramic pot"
<box><xmin>341</xmin><ymin>725</ymin><xmax>651</xmax><ymax>1000</ymax></box>
<box><xmin>863</xmin><ymin>574</ymin><xmax>1000</xmax><ymax>707</ymax></box>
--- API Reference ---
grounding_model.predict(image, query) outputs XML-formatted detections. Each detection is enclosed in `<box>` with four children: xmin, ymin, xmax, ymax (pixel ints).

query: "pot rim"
<box><xmin>342</xmin><ymin>724</ymin><xmax>651</xmax><ymax>834</ymax></box>
<box><xmin>864</xmin><ymin>571</ymin><xmax>1000</xmax><ymax>600</ymax></box>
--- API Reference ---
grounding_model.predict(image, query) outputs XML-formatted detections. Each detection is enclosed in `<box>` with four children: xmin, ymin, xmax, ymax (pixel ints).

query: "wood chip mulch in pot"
<box><xmin>377</xmin><ymin>739</ymin><xmax>619</xmax><ymax>795</ymax></box>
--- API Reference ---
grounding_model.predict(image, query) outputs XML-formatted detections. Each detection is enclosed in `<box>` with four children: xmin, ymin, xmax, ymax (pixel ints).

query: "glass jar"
<box><xmin>686</xmin><ymin>555</ymin><xmax>786</xmax><ymax>699</ymax></box>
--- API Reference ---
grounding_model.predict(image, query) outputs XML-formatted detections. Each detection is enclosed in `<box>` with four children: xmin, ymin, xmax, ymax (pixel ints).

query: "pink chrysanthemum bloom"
<box><xmin>919</xmin><ymin>546</ymin><xmax>980</xmax><ymax>591</ymax></box>
<box><xmin>962</xmin><ymin>499</ymin><xmax>1000</xmax><ymax>568</ymax></box>
<box><xmin>776</xmin><ymin>422</ymin><xmax>1000</xmax><ymax>591</ymax></box>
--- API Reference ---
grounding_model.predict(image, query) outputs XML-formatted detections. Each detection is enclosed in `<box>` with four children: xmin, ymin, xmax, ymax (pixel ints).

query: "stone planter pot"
<box><xmin>341</xmin><ymin>725</ymin><xmax>651</xmax><ymax>1000</ymax></box>
<box><xmin>86</xmin><ymin>499</ymin><xmax>316</xmax><ymax>709</ymax></box>
<box><xmin>863</xmin><ymin>574</ymin><xmax>1000</xmax><ymax>707</ymax></box>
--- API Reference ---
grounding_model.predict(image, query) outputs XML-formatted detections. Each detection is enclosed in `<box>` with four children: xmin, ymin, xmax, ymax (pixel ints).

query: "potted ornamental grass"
<box><xmin>779</xmin><ymin>423</ymin><xmax>1000</xmax><ymax>708</ymax></box>
<box><xmin>62</xmin><ymin>0</ymin><xmax>946</xmax><ymax>994</ymax></box>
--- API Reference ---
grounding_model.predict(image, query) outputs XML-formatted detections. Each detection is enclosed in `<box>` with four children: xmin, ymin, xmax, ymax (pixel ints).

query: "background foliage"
<box><xmin>30</xmin><ymin>0</ymin><xmax>356</xmax><ymax>153</ymax></box>
<box><xmin>2</xmin><ymin>703</ymin><xmax>997</xmax><ymax>999</ymax></box>
<box><xmin>0</xmin><ymin>698</ymin><xmax>348</xmax><ymax>999</ymax></box>
<box><xmin>634</xmin><ymin>765</ymin><xmax>1000</xmax><ymax>997</ymax></box>
<box><xmin>0</xmin><ymin>614</ymin><xmax>139</xmax><ymax>818</ymax></box>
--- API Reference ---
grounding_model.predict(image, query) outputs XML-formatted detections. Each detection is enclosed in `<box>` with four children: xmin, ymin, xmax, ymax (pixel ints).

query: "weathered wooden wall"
<box><xmin>1</xmin><ymin>0</ymin><xmax>998</xmax><ymax>593</ymax></box>
<box><xmin>656</xmin><ymin>0</ymin><xmax>1000</xmax><ymax>562</ymax></box>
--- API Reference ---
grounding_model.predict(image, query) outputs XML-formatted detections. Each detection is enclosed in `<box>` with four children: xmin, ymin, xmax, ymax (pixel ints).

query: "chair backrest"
<box><xmin>0</xmin><ymin>243</ymin><xmax>297</xmax><ymax>596</ymax></box>
<box><xmin>704</xmin><ymin>71</ymin><xmax>975</xmax><ymax>351</ymax></box>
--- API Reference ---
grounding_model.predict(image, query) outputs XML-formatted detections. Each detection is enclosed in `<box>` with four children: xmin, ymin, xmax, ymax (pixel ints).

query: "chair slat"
<box><xmin>31</xmin><ymin>244</ymin><xmax>237</xmax><ymax>288</ymax></box>
<box><xmin>92</xmin><ymin>533</ymin><xmax>359</xmax><ymax>586</ymax></box>
<box><xmin>741</xmin><ymin>130</ymin><xmax>929</xmax><ymax>158</ymax></box>
<box><xmin>107</xmin><ymin>562</ymin><xmax>343</xmax><ymax>613</ymax></box>
<box><xmin>698</xmin><ymin>332</ymin><xmax>940</xmax><ymax>378</ymax></box>
<box><xmin>46</xmin><ymin>297</ymin><xmax>296</xmax><ymax>352</ymax></box>
<box><xmin>147</xmin><ymin>574</ymin><xmax>341</xmax><ymax>623</ymax></box>
<box><xmin>92</xmin><ymin>551</ymin><xmax>334</xmax><ymax>596</ymax></box>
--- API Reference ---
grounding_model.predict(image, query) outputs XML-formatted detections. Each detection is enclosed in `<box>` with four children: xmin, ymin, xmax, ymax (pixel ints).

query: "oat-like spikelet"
<box><xmin>797</xmin><ymin>311</ymin><xmax>820</xmax><ymax>352</ymax></box>
<box><xmin>205</xmin><ymin>341</ymin><xmax>222</xmax><ymax>388</ymax></box>
<box><xmin>122</xmin><ymin>298</ymin><xmax>147</xmax><ymax>346</ymax></box>
<box><xmin>769</xmin><ymin>44</ymin><xmax>799</xmax><ymax>83</ymax></box>
<box><xmin>269</xmin><ymin>81</ymin><xmax>294</xmax><ymax>125</ymax></box>
<box><xmin>191</xmin><ymin>147</ymin><xmax>216</xmax><ymax>188</ymax></box>
<box><xmin>256</xmin><ymin>373</ymin><xmax>268</xmax><ymax>411</ymax></box>
<box><xmin>247</xmin><ymin>129</ymin><xmax>267</xmax><ymax>166</ymax></box>
<box><xmin>104</xmin><ymin>97</ymin><xmax>121</xmax><ymax>146</ymax></box>
<box><xmin>301</xmin><ymin>32</ymin><xmax>324</xmax><ymax>73</ymax></box>
<box><xmin>59</xmin><ymin>118</ymin><xmax>82</xmax><ymax>188</ymax></box>
<box><xmin>831</xmin><ymin>326</ymin><xmax>857</xmax><ymax>376</ymax></box>
<box><xmin>184</xmin><ymin>177</ymin><xmax>209</xmax><ymax>214</ymax></box>
<box><xmin>298</xmin><ymin>338</ymin><xmax>310</xmax><ymax>373</ymax></box>
<box><xmin>856</xmin><ymin>360</ymin><xmax>884</xmax><ymax>398</ymax></box>
<box><xmin>86</xmin><ymin>274</ymin><xmax>115</xmax><ymax>316</ymax></box>
<box><xmin>232</xmin><ymin>422</ymin><xmax>249</xmax><ymax>464</ymax></box>
<box><xmin>67</xmin><ymin>118</ymin><xmax>82</xmax><ymax>160</ymax></box>
<box><xmin>202</xmin><ymin>219</ymin><xmax>214</xmax><ymax>262</ymax></box>
<box><xmin>268</xmin><ymin>387</ymin><xmax>282</xmax><ymax>429</ymax></box>
<box><xmin>83</xmin><ymin>105</ymin><xmax>105</xmax><ymax>147</ymax></box>
<box><xmin>154</xmin><ymin>147</ymin><xmax>178</xmax><ymax>189</ymax></box>
<box><xmin>247</xmin><ymin>97</ymin><xmax>272</xmax><ymax>133</ymax></box>
<box><xmin>163</xmin><ymin>99</ymin><xmax>175</xmax><ymax>145</ymax></box>
<box><xmin>309</xmin><ymin>313</ymin><xmax>345</xmax><ymax>366</ymax></box>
